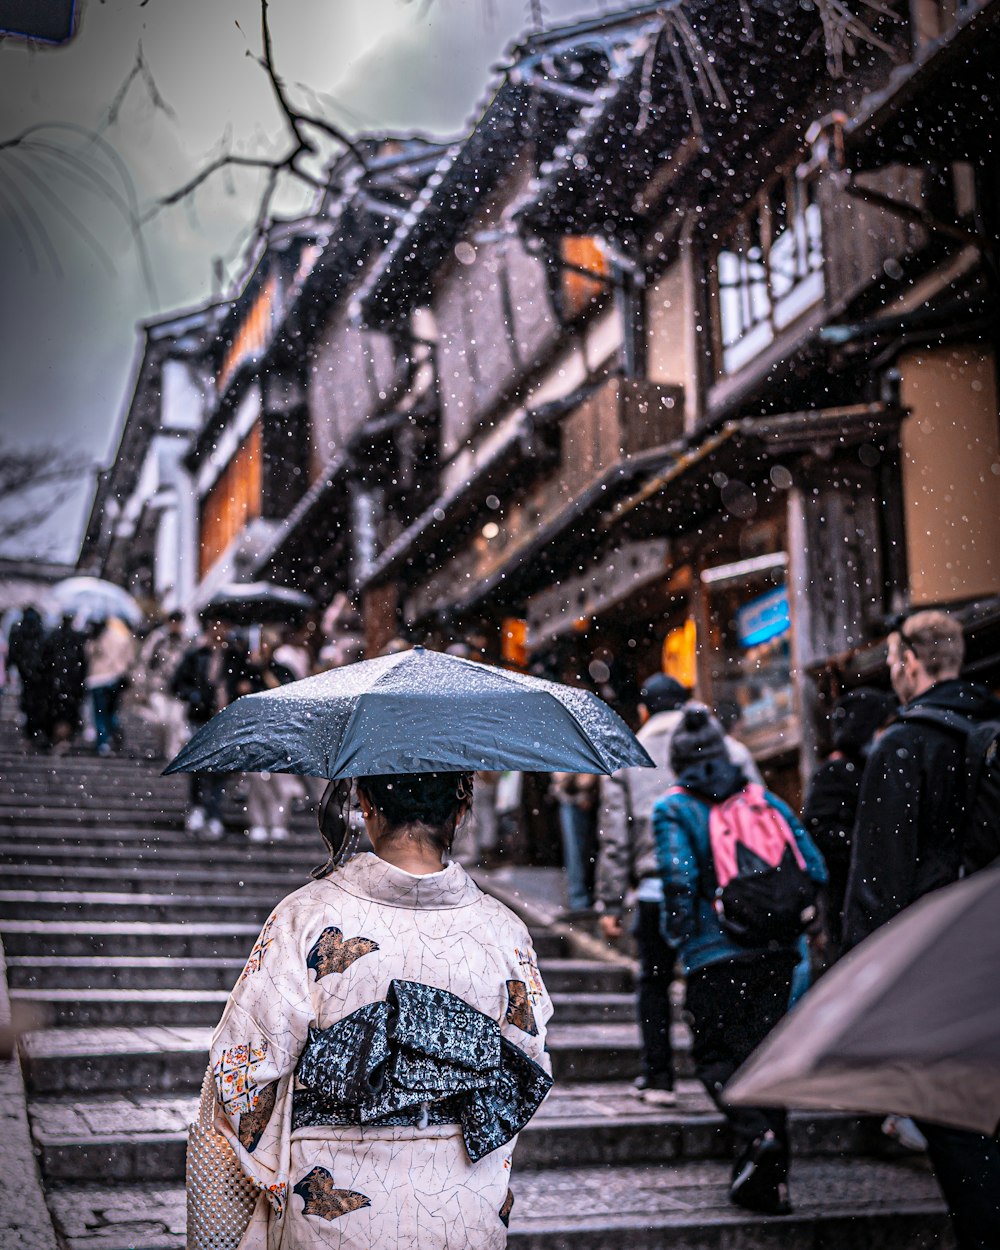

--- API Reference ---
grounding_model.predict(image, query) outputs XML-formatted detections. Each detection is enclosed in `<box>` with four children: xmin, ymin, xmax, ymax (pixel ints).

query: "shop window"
<box><xmin>199</xmin><ymin>423</ymin><xmax>262</xmax><ymax>577</ymax></box>
<box><xmin>702</xmin><ymin>554</ymin><xmax>795</xmax><ymax>749</ymax></box>
<box><xmin>713</xmin><ymin>174</ymin><xmax>824</xmax><ymax>376</ymax></box>
<box><xmin>217</xmin><ymin>273</ymin><xmax>278</xmax><ymax>395</ymax></box>
<box><xmin>661</xmin><ymin>619</ymin><xmax>697</xmax><ymax>689</ymax></box>
<box><xmin>559</xmin><ymin>236</ymin><xmax>609</xmax><ymax>320</ymax></box>
<box><xmin>501</xmin><ymin>617</ymin><xmax>528</xmax><ymax>670</ymax></box>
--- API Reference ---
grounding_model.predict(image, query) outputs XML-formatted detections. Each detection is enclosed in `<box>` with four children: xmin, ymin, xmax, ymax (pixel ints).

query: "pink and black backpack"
<box><xmin>675</xmin><ymin>782</ymin><xmax>819</xmax><ymax>946</ymax></box>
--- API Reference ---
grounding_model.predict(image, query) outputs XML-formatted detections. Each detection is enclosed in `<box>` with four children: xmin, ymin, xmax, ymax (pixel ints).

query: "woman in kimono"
<box><xmin>196</xmin><ymin>770</ymin><xmax>553</xmax><ymax>1249</ymax></box>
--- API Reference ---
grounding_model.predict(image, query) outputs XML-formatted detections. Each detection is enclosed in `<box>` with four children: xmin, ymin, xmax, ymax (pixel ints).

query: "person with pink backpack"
<box><xmin>653</xmin><ymin>705</ymin><xmax>827</xmax><ymax>1216</ymax></box>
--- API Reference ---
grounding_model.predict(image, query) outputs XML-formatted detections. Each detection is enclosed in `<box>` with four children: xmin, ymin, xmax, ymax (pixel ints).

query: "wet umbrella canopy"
<box><xmin>202</xmin><ymin>581</ymin><xmax>315</xmax><ymax>625</ymax></box>
<box><xmin>725</xmin><ymin>866</ymin><xmax>1000</xmax><ymax>1136</ymax></box>
<box><xmin>165</xmin><ymin>645</ymin><xmax>653</xmax><ymax>779</ymax></box>
<box><xmin>46</xmin><ymin>577</ymin><xmax>143</xmax><ymax>627</ymax></box>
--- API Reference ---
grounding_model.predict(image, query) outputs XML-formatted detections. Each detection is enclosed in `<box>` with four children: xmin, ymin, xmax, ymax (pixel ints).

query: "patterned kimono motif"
<box><xmin>207</xmin><ymin>853</ymin><xmax>553</xmax><ymax>1249</ymax></box>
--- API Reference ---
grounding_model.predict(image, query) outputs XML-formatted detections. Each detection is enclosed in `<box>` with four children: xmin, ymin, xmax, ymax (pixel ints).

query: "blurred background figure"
<box><xmin>171</xmin><ymin>615</ymin><xmax>233</xmax><ymax>839</ymax></box>
<box><xmin>241</xmin><ymin>626</ymin><xmax>297</xmax><ymax>843</ymax></box>
<box><xmin>801</xmin><ymin>686</ymin><xmax>897</xmax><ymax>964</ymax></box>
<box><xmin>85</xmin><ymin>615</ymin><xmax>136</xmax><ymax>757</ymax></box>
<box><xmin>137</xmin><ymin>610</ymin><xmax>190</xmax><ymax>761</ymax></box>
<box><xmin>7</xmin><ymin>605</ymin><xmax>48</xmax><ymax>746</ymax></box>
<box><xmin>272</xmin><ymin>623</ymin><xmax>313</xmax><ymax>682</ymax></box>
<box><xmin>552</xmin><ymin>769</ymin><xmax>599</xmax><ymax>916</ymax></box>
<box><xmin>44</xmin><ymin>611</ymin><xmax>87</xmax><ymax>754</ymax></box>
<box><xmin>654</xmin><ymin>705</ymin><xmax>826</xmax><ymax>1217</ymax></box>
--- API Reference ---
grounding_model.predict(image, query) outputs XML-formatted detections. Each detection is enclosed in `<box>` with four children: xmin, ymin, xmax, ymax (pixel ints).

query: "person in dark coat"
<box><xmin>843</xmin><ymin>610</ymin><xmax>1000</xmax><ymax>1250</ymax></box>
<box><xmin>800</xmin><ymin>687</ymin><xmax>897</xmax><ymax>961</ymax></box>
<box><xmin>7</xmin><ymin>606</ymin><xmax>49</xmax><ymax>744</ymax></box>
<box><xmin>42</xmin><ymin>612</ymin><xmax>87</xmax><ymax>751</ymax></box>
<box><xmin>653</xmin><ymin>706</ymin><xmax>826</xmax><ymax>1217</ymax></box>
<box><xmin>171</xmin><ymin>616</ymin><xmax>246</xmax><ymax>839</ymax></box>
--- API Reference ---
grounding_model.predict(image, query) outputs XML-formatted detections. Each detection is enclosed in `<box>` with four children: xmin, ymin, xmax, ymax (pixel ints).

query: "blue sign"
<box><xmin>736</xmin><ymin>586</ymin><xmax>790</xmax><ymax>648</ymax></box>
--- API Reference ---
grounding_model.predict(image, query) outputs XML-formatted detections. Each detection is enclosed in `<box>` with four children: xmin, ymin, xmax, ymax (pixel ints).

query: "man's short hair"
<box><xmin>897</xmin><ymin>610</ymin><xmax>964</xmax><ymax>679</ymax></box>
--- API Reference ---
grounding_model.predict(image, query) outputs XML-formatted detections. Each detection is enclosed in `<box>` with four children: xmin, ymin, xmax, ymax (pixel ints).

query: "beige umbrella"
<box><xmin>725</xmin><ymin>866</ymin><xmax>1000</xmax><ymax>1136</ymax></box>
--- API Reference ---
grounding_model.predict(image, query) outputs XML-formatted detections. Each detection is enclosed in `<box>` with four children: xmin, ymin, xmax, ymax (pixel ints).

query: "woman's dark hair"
<box><xmin>355</xmin><ymin>771</ymin><xmax>474</xmax><ymax>855</ymax></box>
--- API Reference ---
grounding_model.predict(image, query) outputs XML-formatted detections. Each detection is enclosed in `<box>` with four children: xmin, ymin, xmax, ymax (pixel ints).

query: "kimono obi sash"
<box><xmin>293</xmin><ymin>979</ymin><xmax>552</xmax><ymax>1162</ymax></box>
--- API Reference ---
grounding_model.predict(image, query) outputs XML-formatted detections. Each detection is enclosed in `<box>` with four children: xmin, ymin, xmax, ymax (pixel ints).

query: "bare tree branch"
<box><xmin>0</xmin><ymin>122</ymin><xmax>159</xmax><ymax>304</ymax></box>
<box><xmin>0</xmin><ymin>441</ymin><xmax>89</xmax><ymax>551</ymax></box>
<box><xmin>152</xmin><ymin>0</ymin><xmax>367</xmax><ymax>252</ymax></box>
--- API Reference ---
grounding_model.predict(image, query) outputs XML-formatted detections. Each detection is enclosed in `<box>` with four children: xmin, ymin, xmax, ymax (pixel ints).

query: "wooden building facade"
<box><xmin>83</xmin><ymin>0</ymin><xmax>1000</xmax><ymax>813</ymax></box>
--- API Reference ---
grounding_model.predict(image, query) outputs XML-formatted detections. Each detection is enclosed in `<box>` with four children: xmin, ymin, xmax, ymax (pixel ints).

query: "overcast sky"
<box><xmin>0</xmin><ymin>0</ymin><xmax>615</xmax><ymax>561</ymax></box>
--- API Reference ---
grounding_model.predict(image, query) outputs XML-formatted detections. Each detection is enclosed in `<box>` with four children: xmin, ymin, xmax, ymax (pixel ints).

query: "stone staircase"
<box><xmin>0</xmin><ymin>717</ymin><xmax>954</xmax><ymax>1248</ymax></box>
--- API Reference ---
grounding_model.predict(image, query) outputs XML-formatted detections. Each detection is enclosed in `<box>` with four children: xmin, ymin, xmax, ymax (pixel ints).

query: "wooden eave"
<box><xmin>358</xmin><ymin>91</ymin><xmax>532</xmax><ymax>329</ymax></box>
<box><xmin>614</xmin><ymin>403</ymin><xmax>905</xmax><ymax>542</ymax></box>
<box><xmin>845</xmin><ymin>0</ymin><xmax>1000</xmax><ymax>167</ymax></box>
<box><xmin>519</xmin><ymin>0</ymin><xmax>906</xmax><ymax>237</ymax></box>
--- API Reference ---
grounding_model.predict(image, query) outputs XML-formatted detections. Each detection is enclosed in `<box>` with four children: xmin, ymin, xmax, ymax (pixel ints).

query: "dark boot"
<box><xmin>730</xmin><ymin>1130</ymin><xmax>792</xmax><ymax>1215</ymax></box>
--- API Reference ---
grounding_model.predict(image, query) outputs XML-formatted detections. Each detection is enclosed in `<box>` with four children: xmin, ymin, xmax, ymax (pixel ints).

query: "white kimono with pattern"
<box><xmin>206</xmin><ymin>853</ymin><xmax>553</xmax><ymax>1248</ymax></box>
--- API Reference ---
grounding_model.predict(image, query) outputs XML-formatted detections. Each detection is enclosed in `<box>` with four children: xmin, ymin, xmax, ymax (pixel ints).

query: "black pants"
<box><xmin>916</xmin><ymin>1121</ymin><xmax>1000</xmax><ymax>1250</ymax></box>
<box><xmin>634</xmin><ymin>898</ymin><xmax>676</xmax><ymax>1085</ymax></box>
<box><xmin>190</xmin><ymin>772</ymin><xmax>225</xmax><ymax>823</ymax></box>
<box><xmin>685</xmin><ymin>953</ymin><xmax>797</xmax><ymax>1174</ymax></box>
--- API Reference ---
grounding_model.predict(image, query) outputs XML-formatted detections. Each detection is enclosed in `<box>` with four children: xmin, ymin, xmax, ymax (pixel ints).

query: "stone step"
<box><xmin>0</xmin><ymin>889</ymin><xmax>290</xmax><ymax>924</ymax></box>
<box><xmin>41</xmin><ymin>1157</ymin><xmax>952</xmax><ymax>1250</ymax></box>
<box><xmin>7</xmin><ymin>956</ymin><xmax>247</xmax><ymax>992</ymax></box>
<box><xmin>0</xmin><ymin>840</ymin><xmax>326</xmax><ymax>871</ymax></box>
<box><xmin>0</xmin><ymin>863</ymin><xmax>313</xmax><ymax>895</ymax></box>
<box><xmin>1</xmin><ymin>920</ymin><xmax>265</xmax><ymax>959</ymax></box>
<box><xmin>10</xmin><ymin>986</ymin><xmax>635</xmax><ymax>1030</ymax></box>
<box><xmin>21</xmin><ymin>1021</ymin><xmax>654</xmax><ymax>1096</ymax></box>
<box><xmin>20</xmin><ymin>1026</ymin><xmax>210</xmax><ymax>1096</ymax></box>
<box><xmin>0</xmin><ymin>807</ymin><xmax>189</xmax><ymax>829</ymax></box>
<box><xmin>28</xmin><ymin>1083</ymin><xmax>887</xmax><ymax>1185</ymax></box>
<box><xmin>6</xmin><ymin>954</ymin><xmax>629</xmax><ymax>995</ymax></box>
<box><xmin>12</xmin><ymin>988</ymin><xmax>232</xmax><ymax>1029</ymax></box>
<box><xmin>0</xmin><ymin>790</ymin><xmax>187</xmax><ymax>810</ymax></box>
<box><xmin>0</xmin><ymin>810</ymin><xmax>316</xmax><ymax>834</ymax></box>
<box><xmin>0</xmin><ymin>915</ymin><xmax>568</xmax><ymax>962</ymax></box>
<box><xmin>548</xmin><ymin>992</ymin><xmax>635</xmax><ymax>1024</ymax></box>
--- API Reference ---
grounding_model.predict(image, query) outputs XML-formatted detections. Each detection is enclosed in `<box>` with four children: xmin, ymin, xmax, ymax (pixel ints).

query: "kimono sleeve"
<box><xmin>500</xmin><ymin>924</ymin><xmax>553</xmax><ymax>1078</ymax></box>
<box><xmin>207</xmin><ymin>905</ymin><xmax>315</xmax><ymax>1222</ymax></box>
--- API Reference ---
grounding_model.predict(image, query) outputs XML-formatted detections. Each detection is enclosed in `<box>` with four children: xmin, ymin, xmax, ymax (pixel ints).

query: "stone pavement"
<box><xmin>0</xmin><ymin>714</ymin><xmax>955</xmax><ymax>1249</ymax></box>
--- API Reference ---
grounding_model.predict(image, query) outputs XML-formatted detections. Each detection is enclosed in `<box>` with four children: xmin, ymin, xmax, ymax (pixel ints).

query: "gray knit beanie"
<box><xmin>669</xmin><ymin>704</ymin><xmax>728</xmax><ymax>772</ymax></box>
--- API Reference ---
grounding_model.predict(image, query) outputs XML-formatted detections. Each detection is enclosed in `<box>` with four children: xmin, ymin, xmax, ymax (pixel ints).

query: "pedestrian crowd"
<box><xmin>585</xmin><ymin>607</ymin><xmax>999</xmax><ymax>1247</ymax></box>
<box><xmin>3</xmin><ymin>603</ymin><xmax>333</xmax><ymax>844</ymax></box>
<box><xmin>6</xmin><ymin>606</ymin><xmax>130</xmax><ymax>755</ymax></box>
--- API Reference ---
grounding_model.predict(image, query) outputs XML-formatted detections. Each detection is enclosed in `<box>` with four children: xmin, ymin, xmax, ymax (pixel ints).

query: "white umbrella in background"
<box><xmin>47</xmin><ymin>577</ymin><xmax>144</xmax><ymax>627</ymax></box>
<box><xmin>726</xmin><ymin>866</ymin><xmax>1000</xmax><ymax>1136</ymax></box>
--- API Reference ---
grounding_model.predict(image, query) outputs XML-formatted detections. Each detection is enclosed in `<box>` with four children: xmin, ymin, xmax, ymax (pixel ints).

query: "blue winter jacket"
<box><xmin>652</xmin><ymin>758</ymin><xmax>828</xmax><ymax>976</ymax></box>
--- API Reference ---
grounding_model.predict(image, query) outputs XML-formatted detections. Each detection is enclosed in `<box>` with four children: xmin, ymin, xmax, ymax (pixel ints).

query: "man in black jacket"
<box><xmin>843</xmin><ymin>609</ymin><xmax>1000</xmax><ymax>1250</ymax></box>
<box><xmin>171</xmin><ymin>616</ymin><xmax>247</xmax><ymax>839</ymax></box>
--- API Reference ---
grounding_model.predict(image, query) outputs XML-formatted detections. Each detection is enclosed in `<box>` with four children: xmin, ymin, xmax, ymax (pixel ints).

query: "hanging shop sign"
<box><xmin>736</xmin><ymin>586</ymin><xmax>791</xmax><ymax>648</ymax></box>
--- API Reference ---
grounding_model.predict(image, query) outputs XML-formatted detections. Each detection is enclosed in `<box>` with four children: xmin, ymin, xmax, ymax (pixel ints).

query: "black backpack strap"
<box><xmin>898</xmin><ymin>704</ymin><xmax>991</xmax><ymax>833</ymax></box>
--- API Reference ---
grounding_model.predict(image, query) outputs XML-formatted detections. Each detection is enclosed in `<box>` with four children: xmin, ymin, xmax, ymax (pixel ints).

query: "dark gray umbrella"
<box><xmin>165</xmin><ymin>646</ymin><xmax>653</xmax><ymax>779</ymax></box>
<box><xmin>202</xmin><ymin>581</ymin><xmax>314</xmax><ymax>625</ymax></box>
<box><xmin>725</xmin><ymin>866</ymin><xmax>1000</xmax><ymax>1135</ymax></box>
